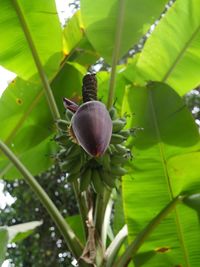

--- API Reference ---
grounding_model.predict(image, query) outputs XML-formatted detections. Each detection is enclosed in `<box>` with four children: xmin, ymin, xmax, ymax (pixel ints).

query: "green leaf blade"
<box><xmin>0</xmin><ymin>135</ymin><xmax>57</xmax><ymax>179</ymax></box>
<box><xmin>122</xmin><ymin>82</ymin><xmax>200</xmax><ymax>266</ymax></box>
<box><xmin>80</xmin><ymin>0</ymin><xmax>168</xmax><ymax>63</ymax></box>
<box><xmin>8</xmin><ymin>221</ymin><xmax>43</xmax><ymax>242</ymax></box>
<box><xmin>0</xmin><ymin>0</ymin><xmax>62</xmax><ymax>81</ymax></box>
<box><xmin>136</xmin><ymin>0</ymin><xmax>200</xmax><ymax>95</ymax></box>
<box><xmin>0</xmin><ymin>228</ymin><xmax>9</xmax><ymax>266</ymax></box>
<box><xmin>0</xmin><ymin>62</ymin><xmax>85</xmax><ymax>180</ymax></box>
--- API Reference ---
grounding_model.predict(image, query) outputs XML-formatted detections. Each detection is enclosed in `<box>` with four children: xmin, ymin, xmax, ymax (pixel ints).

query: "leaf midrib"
<box><xmin>162</xmin><ymin>23</ymin><xmax>200</xmax><ymax>83</ymax></box>
<box><xmin>1</xmin><ymin>9</ymin><xmax>83</xmax><ymax>150</ymax></box>
<box><xmin>0</xmin><ymin>23</ymin><xmax>80</xmax><ymax>174</ymax></box>
<box><xmin>148</xmin><ymin>89</ymin><xmax>190</xmax><ymax>266</ymax></box>
<box><xmin>5</xmin><ymin>90</ymin><xmax>44</xmax><ymax>145</ymax></box>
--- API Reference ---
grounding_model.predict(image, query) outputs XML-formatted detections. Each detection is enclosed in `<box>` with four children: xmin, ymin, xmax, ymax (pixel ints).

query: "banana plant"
<box><xmin>0</xmin><ymin>0</ymin><xmax>200</xmax><ymax>266</ymax></box>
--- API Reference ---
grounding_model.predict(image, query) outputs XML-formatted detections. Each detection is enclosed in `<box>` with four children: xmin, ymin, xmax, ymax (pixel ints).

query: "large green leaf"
<box><xmin>0</xmin><ymin>78</ymin><xmax>53</xmax><ymax>148</ymax></box>
<box><xmin>63</xmin><ymin>11</ymin><xmax>84</xmax><ymax>56</ymax></box>
<box><xmin>0</xmin><ymin>77</ymin><xmax>56</xmax><ymax>179</ymax></box>
<box><xmin>113</xmin><ymin>192</ymin><xmax>125</xmax><ymax>236</ymax></box>
<box><xmin>136</xmin><ymin>0</ymin><xmax>200</xmax><ymax>95</ymax></box>
<box><xmin>8</xmin><ymin>221</ymin><xmax>42</xmax><ymax>242</ymax></box>
<box><xmin>0</xmin><ymin>135</ymin><xmax>57</xmax><ymax>179</ymax></box>
<box><xmin>97</xmin><ymin>68</ymin><xmax>128</xmax><ymax>108</ymax></box>
<box><xmin>0</xmin><ymin>221</ymin><xmax>42</xmax><ymax>265</ymax></box>
<box><xmin>0</xmin><ymin>227</ymin><xmax>8</xmax><ymax>266</ymax></box>
<box><xmin>0</xmin><ymin>62</ymin><xmax>86</xmax><ymax>179</ymax></box>
<box><xmin>52</xmin><ymin>62</ymin><xmax>86</xmax><ymax>110</ymax></box>
<box><xmin>168</xmin><ymin>152</ymin><xmax>200</xmax><ymax>194</ymax></box>
<box><xmin>0</xmin><ymin>0</ymin><xmax>62</xmax><ymax>81</ymax></box>
<box><xmin>0</xmin><ymin>3</ymin><xmax>98</xmax><ymax>180</ymax></box>
<box><xmin>122</xmin><ymin>82</ymin><xmax>200</xmax><ymax>266</ymax></box>
<box><xmin>66</xmin><ymin>215</ymin><xmax>85</xmax><ymax>244</ymax></box>
<box><xmin>63</xmin><ymin>11</ymin><xmax>100</xmax><ymax>67</ymax></box>
<box><xmin>80</xmin><ymin>0</ymin><xmax>168</xmax><ymax>63</ymax></box>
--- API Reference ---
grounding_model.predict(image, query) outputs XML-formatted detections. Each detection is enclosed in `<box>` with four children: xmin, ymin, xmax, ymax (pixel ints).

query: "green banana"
<box><xmin>54</xmin><ymin>134</ymin><xmax>70</xmax><ymax>147</ymax></box>
<box><xmin>56</xmin><ymin>119</ymin><xmax>70</xmax><ymax>131</ymax></box>
<box><xmin>115</xmin><ymin>144</ymin><xmax>128</xmax><ymax>154</ymax></box>
<box><xmin>60</xmin><ymin>159</ymin><xmax>75</xmax><ymax>173</ymax></box>
<box><xmin>110</xmin><ymin>165</ymin><xmax>127</xmax><ymax>176</ymax></box>
<box><xmin>60</xmin><ymin>162</ymin><xmax>68</xmax><ymax>172</ymax></box>
<box><xmin>57</xmin><ymin>148</ymin><xmax>67</xmax><ymax>161</ymax></box>
<box><xmin>112</xmin><ymin>119</ymin><xmax>126</xmax><ymax>133</ymax></box>
<box><xmin>67</xmin><ymin>173</ymin><xmax>79</xmax><ymax>182</ymax></box>
<box><xmin>110</xmin><ymin>134</ymin><xmax>126</xmax><ymax>144</ymax></box>
<box><xmin>119</xmin><ymin>116</ymin><xmax>127</xmax><ymax>122</ymax></box>
<box><xmin>99</xmin><ymin>169</ymin><xmax>115</xmax><ymax>188</ymax></box>
<box><xmin>111</xmin><ymin>155</ymin><xmax>128</xmax><ymax>164</ymax></box>
<box><xmin>108</xmin><ymin>144</ymin><xmax>117</xmax><ymax>154</ymax></box>
<box><xmin>102</xmin><ymin>153</ymin><xmax>111</xmax><ymax>171</ymax></box>
<box><xmin>119</xmin><ymin>129</ymin><xmax>130</xmax><ymax>138</ymax></box>
<box><xmin>65</xmin><ymin>143</ymin><xmax>81</xmax><ymax>159</ymax></box>
<box><xmin>107</xmin><ymin>146</ymin><xmax>112</xmax><ymax>154</ymax></box>
<box><xmin>60</xmin><ymin>158</ymin><xmax>75</xmax><ymax>172</ymax></box>
<box><xmin>109</xmin><ymin>107</ymin><xmax>118</xmax><ymax>120</ymax></box>
<box><xmin>61</xmin><ymin>157</ymin><xmax>82</xmax><ymax>174</ymax></box>
<box><xmin>69</xmin><ymin>158</ymin><xmax>83</xmax><ymax>174</ymax></box>
<box><xmin>80</xmin><ymin>168</ymin><xmax>92</xmax><ymax>192</ymax></box>
<box><xmin>91</xmin><ymin>169</ymin><xmax>105</xmax><ymax>195</ymax></box>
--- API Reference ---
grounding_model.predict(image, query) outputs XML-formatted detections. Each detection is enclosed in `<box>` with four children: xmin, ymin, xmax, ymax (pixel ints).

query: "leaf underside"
<box><xmin>122</xmin><ymin>82</ymin><xmax>200</xmax><ymax>267</ymax></box>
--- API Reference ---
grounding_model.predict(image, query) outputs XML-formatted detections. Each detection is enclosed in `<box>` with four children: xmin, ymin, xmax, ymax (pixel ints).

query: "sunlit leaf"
<box><xmin>136</xmin><ymin>0</ymin><xmax>200</xmax><ymax>95</ymax></box>
<box><xmin>63</xmin><ymin>11</ymin><xmax>99</xmax><ymax>67</ymax></box>
<box><xmin>80</xmin><ymin>0</ymin><xmax>168</xmax><ymax>63</ymax></box>
<box><xmin>0</xmin><ymin>0</ymin><xmax>62</xmax><ymax>81</ymax></box>
<box><xmin>0</xmin><ymin>62</ymin><xmax>86</xmax><ymax>180</ymax></box>
<box><xmin>183</xmin><ymin>194</ymin><xmax>200</xmax><ymax>216</ymax></box>
<box><xmin>122</xmin><ymin>82</ymin><xmax>200</xmax><ymax>266</ymax></box>
<box><xmin>63</xmin><ymin>11</ymin><xmax>84</xmax><ymax>55</ymax></box>
<box><xmin>97</xmin><ymin>67</ymin><xmax>128</xmax><ymax>109</ymax></box>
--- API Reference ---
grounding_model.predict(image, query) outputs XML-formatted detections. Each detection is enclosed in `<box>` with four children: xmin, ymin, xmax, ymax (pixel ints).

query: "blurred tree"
<box><xmin>0</xmin><ymin>164</ymin><xmax>78</xmax><ymax>267</ymax></box>
<box><xmin>184</xmin><ymin>88</ymin><xmax>200</xmax><ymax>125</ymax></box>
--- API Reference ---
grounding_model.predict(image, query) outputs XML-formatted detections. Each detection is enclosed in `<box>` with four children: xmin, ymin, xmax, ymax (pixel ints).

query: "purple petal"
<box><xmin>63</xmin><ymin>97</ymin><xmax>79</xmax><ymax>113</ymax></box>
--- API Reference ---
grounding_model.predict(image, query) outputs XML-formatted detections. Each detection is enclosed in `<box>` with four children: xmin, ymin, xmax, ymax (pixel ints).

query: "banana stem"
<box><xmin>104</xmin><ymin>225</ymin><xmax>128</xmax><ymax>267</ymax></box>
<box><xmin>107</xmin><ymin>0</ymin><xmax>126</xmax><ymax>110</ymax></box>
<box><xmin>94</xmin><ymin>188</ymin><xmax>112</xmax><ymax>237</ymax></box>
<box><xmin>72</xmin><ymin>180</ymin><xmax>88</xmax><ymax>240</ymax></box>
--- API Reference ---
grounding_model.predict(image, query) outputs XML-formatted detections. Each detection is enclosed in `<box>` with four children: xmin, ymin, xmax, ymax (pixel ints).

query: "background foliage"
<box><xmin>1</xmin><ymin>165</ymin><xmax>77</xmax><ymax>266</ymax></box>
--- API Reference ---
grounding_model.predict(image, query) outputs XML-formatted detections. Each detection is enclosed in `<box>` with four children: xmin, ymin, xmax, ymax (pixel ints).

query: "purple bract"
<box><xmin>63</xmin><ymin>98</ymin><xmax>112</xmax><ymax>157</ymax></box>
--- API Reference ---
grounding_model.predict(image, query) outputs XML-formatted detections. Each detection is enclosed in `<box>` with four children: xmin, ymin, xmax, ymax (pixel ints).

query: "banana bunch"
<box><xmin>54</xmin><ymin>107</ymin><xmax>133</xmax><ymax>194</ymax></box>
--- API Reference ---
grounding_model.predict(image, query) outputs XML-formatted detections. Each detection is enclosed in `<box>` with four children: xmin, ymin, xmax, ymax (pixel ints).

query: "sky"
<box><xmin>0</xmin><ymin>1</ymin><xmax>71</xmax><ymax>266</ymax></box>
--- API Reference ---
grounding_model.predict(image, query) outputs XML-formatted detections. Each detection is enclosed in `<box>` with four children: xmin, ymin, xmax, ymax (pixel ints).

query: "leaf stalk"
<box><xmin>0</xmin><ymin>140</ymin><xmax>83</xmax><ymax>259</ymax></box>
<box><xmin>12</xmin><ymin>0</ymin><xmax>60</xmax><ymax>121</ymax></box>
<box><xmin>114</xmin><ymin>196</ymin><xmax>184</xmax><ymax>267</ymax></box>
<box><xmin>107</xmin><ymin>0</ymin><xmax>126</xmax><ymax>109</ymax></box>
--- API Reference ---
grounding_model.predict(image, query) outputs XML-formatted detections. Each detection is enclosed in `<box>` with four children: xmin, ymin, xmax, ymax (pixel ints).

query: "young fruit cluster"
<box><xmin>54</xmin><ymin>106</ymin><xmax>133</xmax><ymax>194</ymax></box>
